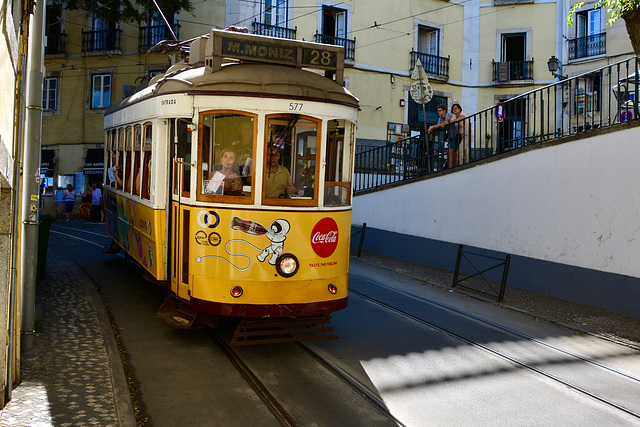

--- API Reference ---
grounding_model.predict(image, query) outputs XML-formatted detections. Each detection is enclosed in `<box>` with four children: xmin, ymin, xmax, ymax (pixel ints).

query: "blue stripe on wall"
<box><xmin>351</xmin><ymin>224</ymin><xmax>640</xmax><ymax>320</ymax></box>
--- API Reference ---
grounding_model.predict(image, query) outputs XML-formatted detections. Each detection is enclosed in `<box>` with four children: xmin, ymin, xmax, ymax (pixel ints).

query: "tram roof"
<box><xmin>106</xmin><ymin>61</ymin><xmax>359</xmax><ymax>116</ymax></box>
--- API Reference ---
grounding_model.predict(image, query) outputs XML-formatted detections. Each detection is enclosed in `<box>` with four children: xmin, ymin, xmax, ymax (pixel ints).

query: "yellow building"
<box><xmin>41</xmin><ymin>0</ymin><xmax>225</xmax><ymax>216</ymax></box>
<box><xmin>43</xmin><ymin>0</ymin><xmax>634</xmax><ymax>210</ymax></box>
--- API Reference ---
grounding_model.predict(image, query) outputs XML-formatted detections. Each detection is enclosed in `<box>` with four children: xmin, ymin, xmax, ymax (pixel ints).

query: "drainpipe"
<box><xmin>20</xmin><ymin>0</ymin><xmax>45</xmax><ymax>353</ymax></box>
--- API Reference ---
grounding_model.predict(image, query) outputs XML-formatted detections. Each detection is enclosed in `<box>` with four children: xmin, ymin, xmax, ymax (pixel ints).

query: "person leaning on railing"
<box><xmin>428</xmin><ymin>104</ymin><xmax>453</xmax><ymax>167</ymax></box>
<box><xmin>449</xmin><ymin>103</ymin><xmax>467</xmax><ymax>166</ymax></box>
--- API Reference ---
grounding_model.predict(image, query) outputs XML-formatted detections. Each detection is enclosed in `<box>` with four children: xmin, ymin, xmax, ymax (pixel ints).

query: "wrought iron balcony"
<box><xmin>314</xmin><ymin>33</ymin><xmax>355</xmax><ymax>61</ymax></box>
<box><xmin>138</xmin><ymin>24</ymin><xmax>180</xmax><ymax>51</ymax></box>
<box><xmin>45</xmin><ymin>32</ymin><xmax>66</xmax><ymax>55</ymax></box>
<box><xmin>82</xmin><ymin>29</ymin><xmax>121</xmax><ymax>52</ymax></box>
<box><xmin>252</xmin><ymin>22</ymin><xmax>296</xmax><ymax>40</ymax></box>
<box><xmin>492</xmin><ymin>60</ymin><xmax>534</xmax><ymax>83</ymax></box>
<box><xmin>410</xmin><ymin>51</ymin><xmax>450</xmax><ymax>79</ymax></box>
<box><xmin>568</xmin><ymin>33</ymin><xmax>606</xmax><ymax>60</ymax></box>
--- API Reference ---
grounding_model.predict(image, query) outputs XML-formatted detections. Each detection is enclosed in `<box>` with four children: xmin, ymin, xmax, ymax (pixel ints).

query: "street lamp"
<box><xmin>547</xmin><ymin>56</ymin><xmax>567</xmax><ymax>80</ymax></box>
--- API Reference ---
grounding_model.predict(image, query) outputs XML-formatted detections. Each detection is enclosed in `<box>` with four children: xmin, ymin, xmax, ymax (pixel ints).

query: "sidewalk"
<box><xmin>0</xmin><ymin>250</ymin><xmax>136</xmax><ymax>426</ymax></box>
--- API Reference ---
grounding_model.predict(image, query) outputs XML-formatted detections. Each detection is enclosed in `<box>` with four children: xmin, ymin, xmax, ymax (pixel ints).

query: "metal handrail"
<box><xmin>354</xmin><ymin>55</ymin><xmax>640</xmax><ymax>194</ymax></box>
<box><xmin>410</xmin><ymin>51</ymin><xmax>450</xmax><ymax>79</ymax></box>
<box><xmin>82</xmin><ymin>29</ymin><xmax>122</xmax><ymax>52</ymax></box>
<box><xmin>569</xmin><ymin>32</ymin><xmax>606</xmax><ymax>60</ymax></box>
<box><xmin>45</xmin><ymin>32</ymin><xmax>66</xmax><ymax>55</ymax></box>
<box><xmin>253</xmin><ymin>22</ymin><xmax>297</xmax><ymax>40</ymax></box>
<box><xmin>138</xmin><ymin>24</ymin><xmax>180</xmax><ymax>50</ymax></box>
<box><xmin>314</xmin><ymin>33</ymin><xmax>355</xmax><ymax>60</ymax></box>
<box><xmin>492</xmin><ymin>60</ymin><xmax>534</xmax><ymax>82</ymax></box>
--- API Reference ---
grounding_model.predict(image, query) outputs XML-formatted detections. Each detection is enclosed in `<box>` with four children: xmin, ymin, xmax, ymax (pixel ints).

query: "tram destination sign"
<box><xmin>221</xmin><ymin>37</ymin><xmax>338</xmax><ymax>69</ymax></box>
<box><xmin>210</xmin><ymin>29</ymin><xmax>343</xmax><ymax>75</ymax></box>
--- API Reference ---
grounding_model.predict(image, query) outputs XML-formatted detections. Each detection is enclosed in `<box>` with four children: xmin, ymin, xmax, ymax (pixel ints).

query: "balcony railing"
<box><xmin>138</xmin><ymin>24</ymin><xmax>180</xmax><ymax>51</ymax></box>
<box><xmin>45</xmin><ymin>32</ymin><xmax>66</xmax><ymax>55</ymax></box>
<box><xmin>355</xmin><ymin>55</ymin><xmax>640</xmax><ymax>194</ymax></box>
<box><xmin>569</xmin><ymin>33</ymin><xmax>606</xmax><ymax>60</ymax></box>
<box><xmin>493</xmin><ymin>60</ymin><xmax>534</xmax><ymax>83</ymax></box>
<box><xmin>252</xmin><ymin>22</ymin><xmax>296</xmax><ymax>40</ymax></box>
<box><xmin>314</xmin><ymin>33</ymin><xmax>355</xmax><ymax>61</ymax></box>
<box><xmin>410</xmin><ymin>51</ymin><xmax>450</xmax><ymax>79</ymax></box>
<box><xmin>82</xmin><ymin>29</ymin><xmax>121</xmax><ymax>52</ymax></box>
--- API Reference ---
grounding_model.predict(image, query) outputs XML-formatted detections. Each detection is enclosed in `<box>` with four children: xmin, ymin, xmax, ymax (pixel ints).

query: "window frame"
<box><xmin>91</xmin><ymin>73</ymin><xmax>112</xmax><ymax>109</ymax></box>
<box><xmin>262</xmin><ymin>113</ymin><xmax>322</xmax><ymax>208</ymax></box>
<box><xmin>196</xmin><ymin>110</ymin><xmax>258</xmax><ymax>205</ymax></box>
<box><xmin>262</xmin><ymin>0</ymin><xmax>288</xmax><ymax>27</ymax></box>
<box><xmin>43</xmin><ymin>76</ymin><xmax>58</xmax><ymax>111</ymax></box>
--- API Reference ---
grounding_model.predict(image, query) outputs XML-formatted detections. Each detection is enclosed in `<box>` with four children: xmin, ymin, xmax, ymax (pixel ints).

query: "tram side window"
<box><xmin>199</xmin><ymin>112</ymin><xmax>254</xmax><ymax>200</ymax></box>
<box><xmin>132</xmin><ymin>125</ymin><xmax>141</xmax><ymax>195</ymax></box>
<box><xmin>142</xmin><ymin>123</ymin><xmax>152</xmax><ymax>200</ymax></box>
<box><xmin>324</xmin><ymin>120</ymin><xmax>354</xmax><ymax>207</ymax></box>
<box><xmin>123</xmin><ymin>127</ymin><xmax>133</xmax><ymax>192</ymax></box>
<box><xmin>108</xmin><ymin>128</ymin><xmax>124</xmax><ymax>189</ymax></box>
<box><xmin>172</xmin><ymin>119</ymin><xmax>192</xmax><ymax>197</ymax></box>
<box><xmin>264</xmin><ymin>114</ymin><xmax>319</xmax><ymax>206</ymax></box>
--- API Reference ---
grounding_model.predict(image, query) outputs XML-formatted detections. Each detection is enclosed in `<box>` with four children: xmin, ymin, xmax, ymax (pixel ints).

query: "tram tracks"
<box><xmin>349</xmin><ymin>272</ymin><xmax>640</xmax><ymax>421</ymax></box>
<box><xmin>206</xmin><ymin>326</ymin><xmax>405</xmax><ymax>427</ymax></box>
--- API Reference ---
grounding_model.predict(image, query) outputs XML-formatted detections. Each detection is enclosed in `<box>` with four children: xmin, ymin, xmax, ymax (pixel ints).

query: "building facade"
<box><xmin>41</xmin><ymin>0</ymin><xmax>635</xmax><ymax>213</ymax></box>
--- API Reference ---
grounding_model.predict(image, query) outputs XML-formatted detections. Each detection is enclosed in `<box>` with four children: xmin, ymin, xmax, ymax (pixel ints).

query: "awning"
<box><xmin>84</xmin><ymin>149</ymin><xmax>104</xmax><ymax>175</ymax></box>
<box><xmin>41</xmin><ymin>150</ymin><xmax>55</xmax><ymax>173</ymax></box>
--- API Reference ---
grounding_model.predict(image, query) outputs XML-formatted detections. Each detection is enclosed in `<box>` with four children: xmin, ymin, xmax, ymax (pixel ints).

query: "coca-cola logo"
<box><xmin>311</xmin><ymin>218</ymin><xmax>339</xmax><ymax>258</ymax></box>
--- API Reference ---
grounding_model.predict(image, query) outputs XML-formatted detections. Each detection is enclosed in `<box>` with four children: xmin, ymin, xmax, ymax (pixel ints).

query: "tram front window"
<box><xmin>324</xmin><ymin>120</ymin><xmax>354</xmax><ymax>207</ymax></box>
<box><xmin>199</xmin><ymin>112</ymin><xmax>255</xmax><ymax>200</ymax></box>
<box><xmin>264</xmin><ymin>115</ymin><xmax>319</xmax><ymax>206</ymax></box>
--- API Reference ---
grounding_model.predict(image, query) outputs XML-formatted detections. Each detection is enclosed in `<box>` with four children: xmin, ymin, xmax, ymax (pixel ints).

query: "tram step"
<box><xmin>230</xmin><ymin>314</ymin><xmax>339</xmax><ymax>346</ymax></box>
<box><xmin>156</xmin><ymin>294</ymin><xmax>211</xmax><ymax>329</ymax></box>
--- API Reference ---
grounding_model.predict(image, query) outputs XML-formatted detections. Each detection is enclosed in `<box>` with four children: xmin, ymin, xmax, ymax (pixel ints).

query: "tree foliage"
<box><xmin>568</xmin><ymin>0</ymin><xmax>638</xmax><ymax>25</ymax></box>
<box><xmin>60</xmin><ymin>0</ymin><xmax>195</xmax><ymax>24</ymax></box>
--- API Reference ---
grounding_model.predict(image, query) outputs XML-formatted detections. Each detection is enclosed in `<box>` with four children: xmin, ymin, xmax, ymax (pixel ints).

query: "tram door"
<box><xmin>169</xmin><ymin>119</ymin><xmax>193</xmax><ymax>299</ymax></box>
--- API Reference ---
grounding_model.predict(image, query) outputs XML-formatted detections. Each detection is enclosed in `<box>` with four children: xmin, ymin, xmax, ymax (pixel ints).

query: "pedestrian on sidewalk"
<box><xmin>63</xmin><ymin>184</ymin><xmax>76</xmax><ymax>222</ymax></box>
<box><xmin>79</xmin><ymin>185</ymin><xmax>92</xmax><ymax>221</ymax></box>
<box><xmin>91</xmin><ymin>183</ymin><xmax>102</xmax><ymax>222</ymax></box>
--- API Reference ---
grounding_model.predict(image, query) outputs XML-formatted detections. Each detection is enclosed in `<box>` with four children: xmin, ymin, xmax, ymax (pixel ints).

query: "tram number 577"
<box><xmin>289</xmin><ymin>102</ymin><xmax>304</xmax><ymax>111</ymax></box>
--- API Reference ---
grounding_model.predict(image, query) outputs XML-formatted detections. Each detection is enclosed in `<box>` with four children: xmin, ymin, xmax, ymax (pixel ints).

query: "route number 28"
<box><xmin>308</xmin><ymin>50</ymin><xmax>333</xmax><ymax>66</ymax></box>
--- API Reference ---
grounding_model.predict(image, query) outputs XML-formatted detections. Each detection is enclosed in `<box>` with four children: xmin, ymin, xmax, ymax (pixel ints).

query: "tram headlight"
<box><xmin>328</xmin><ymin>284</ymin><xmax>338</xmax><ymax>294</ymax></box>
<box><xmin>230</xmin><ymin>286</ymin><xmax>243</xmax><ymax>298</ymax></box>
<box><xmin>276</xmin><ymin>253</ymin><xmax>299</xmax><ymax>278</ymax></box>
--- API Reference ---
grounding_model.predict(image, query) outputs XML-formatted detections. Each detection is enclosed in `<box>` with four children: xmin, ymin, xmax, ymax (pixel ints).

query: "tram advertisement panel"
<box><xmin>104</xmin><ymin>190</ymin><xmax>166</xmax><ymax>279</ymax></box>
<box><xmin>190</xmin><ymin>209</ymin><xmax>350</xmax><ymax>302</ymax></box>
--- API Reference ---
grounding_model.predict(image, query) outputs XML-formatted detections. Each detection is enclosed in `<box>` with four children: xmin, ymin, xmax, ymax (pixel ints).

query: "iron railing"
<box><xmin>354</xmin><ymin>55</ymin><xmax>640</xmax><ymax>194</ymax></box>
<box><xmin>314</xmin><ymin>33</ymin><xmax>355</xmax><ymax>61</ymax></box>
<box><xmin>45</xmin><ymin>32</ymin><xmax>66</xmax><ymax>55</ymax></box>
<box><xmin>410</xmin><ymin>51</ymin><xmax>450</xmax><ymax>79</ymax></box>
<box><xmin>138</xmin><ymin>24</ymin><xmax>180</xmax><ymax>50</ymax></box>
<box><xmin>253</xmin><ymin>21</ymin><xmax>296</xmax><ymax>40</ymax></box>
<box><xmin>569</xmin><ymin>33</ymin><xmax>606</xmax><ymax>60</ymax></box>
<box><xmin>493</xmin><ymin>60</ymin><xmax>534</xmax><ymax>82</ymax></box>
<box><xmin>82</xmin><ymin>29</ymin><xmax>121</xmax><ymax>52</ymax></box>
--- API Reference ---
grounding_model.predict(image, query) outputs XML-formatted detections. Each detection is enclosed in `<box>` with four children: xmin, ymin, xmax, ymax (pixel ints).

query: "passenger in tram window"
<box><xmin>204</xmin><ymin>148</ymin><xmax>242</xmax><ymax>196</ymax></box>
<box><xmin>264</xmin><ymin>146</ymin><xmax>296</xmax><ymax>198</ymax></box>
<box><xmin>107</xmin><ymin>153</ymin><xmax>123</xmax><ymax>189</ymax></box>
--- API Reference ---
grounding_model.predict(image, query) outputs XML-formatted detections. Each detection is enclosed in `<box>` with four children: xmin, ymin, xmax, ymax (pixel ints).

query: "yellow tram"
<box><xmin>103</xmin><ymin>29</ymin><xmax>359</xmax><ymax>340</ymax></box>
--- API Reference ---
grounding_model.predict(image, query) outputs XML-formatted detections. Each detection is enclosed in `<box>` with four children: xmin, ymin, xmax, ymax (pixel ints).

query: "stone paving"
<box><xmin>0</xmin><ymin>250</ymin><xmax>134</xmax><ymax>426</ymax></box>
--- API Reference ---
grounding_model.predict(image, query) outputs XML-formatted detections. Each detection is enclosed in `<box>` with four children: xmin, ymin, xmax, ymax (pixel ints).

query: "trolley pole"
<box><xmin>20</xmin><ymin>0</ymin><xmax>45</xmax><ymax>353</ymax></box>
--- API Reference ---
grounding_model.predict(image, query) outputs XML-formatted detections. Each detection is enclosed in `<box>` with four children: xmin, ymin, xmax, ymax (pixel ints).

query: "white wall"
<box><xmin>353</xmin><ymin>125</ymin><xmax>640</xmax><ymax>279</ymax></box>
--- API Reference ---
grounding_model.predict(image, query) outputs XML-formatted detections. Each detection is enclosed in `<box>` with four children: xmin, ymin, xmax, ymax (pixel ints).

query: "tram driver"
<box><xmin>264</xmin><ymin>146</ymin><xmax>296</xmax><ymax>198</ymax></box>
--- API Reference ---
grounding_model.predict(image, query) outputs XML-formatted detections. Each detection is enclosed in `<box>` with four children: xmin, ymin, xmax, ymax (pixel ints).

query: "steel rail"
<box><xmin>297</xmin><ymin>343</ymin><xmax>407</xmax><ymax>427</ymax></box>
<box><xmin>349</xmin><ymin>286</ymin><xmax>640</xmax><ymax>420</ymax></box>
<box><xmin>207</xmin><ymin>329</ymin><xmax>297</xmax><ymax>427</ymax></box>
<box><xmin>351</xmin><ymin>271</ymin><xmax>640</xmax><ymax>376</ymax></box>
